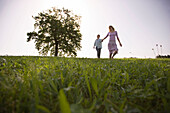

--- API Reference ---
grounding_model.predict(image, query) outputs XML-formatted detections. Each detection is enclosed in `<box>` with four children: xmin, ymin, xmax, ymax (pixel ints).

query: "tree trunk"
<box><xmin>55</xmin><ymin>42</ymin><xmax>58</xmax><ymax>56</ymax></box>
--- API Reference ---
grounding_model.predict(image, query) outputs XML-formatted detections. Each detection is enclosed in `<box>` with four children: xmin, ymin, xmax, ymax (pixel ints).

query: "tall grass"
<box><xmin>0</xmin><ymin>56</ymin><xmax>170</xmax><ymax>113</ymax></box>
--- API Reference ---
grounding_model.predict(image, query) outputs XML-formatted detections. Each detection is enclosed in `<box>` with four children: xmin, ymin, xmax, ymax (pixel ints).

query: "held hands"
<box><xmin>101</xmin><ymin>39</ymin><xmax>104</xmax><ymax>42</ymax></box>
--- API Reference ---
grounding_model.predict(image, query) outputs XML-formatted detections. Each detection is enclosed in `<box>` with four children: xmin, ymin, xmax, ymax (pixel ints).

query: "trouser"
<box><xmin>96</xmin><ymin>47</ymin><xmax>101</xmax><ymax>58</ymax></box>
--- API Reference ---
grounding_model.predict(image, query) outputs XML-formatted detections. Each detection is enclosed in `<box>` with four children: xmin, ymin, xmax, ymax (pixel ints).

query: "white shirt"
<box><xmin>94</xmin><ymin>39</ymin><xmax>102</xmax><ymax>48</ymax></box>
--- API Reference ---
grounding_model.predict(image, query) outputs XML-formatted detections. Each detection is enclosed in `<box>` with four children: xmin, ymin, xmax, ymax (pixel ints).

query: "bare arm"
<box><xmin>102</xmin><ymin>33</ymin><xmax>109</xmax><ymax>42</ymax></box>
<box><xmin>117</xmin><ymin>37</ymin><xmax>122</xmax><ymax>47</ymax></box>
<box><xmin>116</xmin><ymin>31</ymin><xmax>122</xmax><ymax>47</ymax></box>
<box><xmin>93</xmin><ymin>40</ymin><xmax>96</xmax><ymax>48</ymax></box>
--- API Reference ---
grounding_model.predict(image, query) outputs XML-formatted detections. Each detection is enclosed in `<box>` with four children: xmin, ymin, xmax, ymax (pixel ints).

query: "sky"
<box><xmin>0</xmin><ymin>0</ymin><xmax>170</xmax><ymax>58</ymax></box>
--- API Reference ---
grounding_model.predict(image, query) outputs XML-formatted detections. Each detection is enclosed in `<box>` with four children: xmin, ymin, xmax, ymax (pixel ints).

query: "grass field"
<box><xmin>0</xmin><ymin>56</ymin><xmax>170</xmax><ymax>113</ymax></box>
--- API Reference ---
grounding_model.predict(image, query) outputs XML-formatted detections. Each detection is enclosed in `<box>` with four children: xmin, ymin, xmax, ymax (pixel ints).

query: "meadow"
<box><xmin>0</xmin><ymin>56</ymin><xmax>170</xmax><ymax>113</ymax></box>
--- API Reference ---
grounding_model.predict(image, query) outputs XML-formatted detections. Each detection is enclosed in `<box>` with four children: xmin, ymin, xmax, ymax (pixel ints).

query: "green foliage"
<box><xmin>0</xmin><ymin>56</ymin><xmax>170</xmax><ymax>113</ymax></box>
<box><xmin>27</xmin><ymin>7</ymin><xmax>82</xmax><ymax>57</ymax></box>
<box><xmin>59</xmin><ymin>89</ymin><xmax>71</xmax><ymax>113</ymax></box>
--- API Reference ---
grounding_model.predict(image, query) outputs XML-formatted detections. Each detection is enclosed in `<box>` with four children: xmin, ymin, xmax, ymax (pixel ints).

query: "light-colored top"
<box><xmin>94</xmin><ymin>39</ymin><xmax>102</xmax><ymax>48</ymax></box>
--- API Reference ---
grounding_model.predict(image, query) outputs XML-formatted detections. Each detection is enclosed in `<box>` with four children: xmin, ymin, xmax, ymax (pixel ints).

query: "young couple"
<box><xmin>93</xmin><ymin>26</ymin><xmax>122</xmax><ymax>59</ymax></box>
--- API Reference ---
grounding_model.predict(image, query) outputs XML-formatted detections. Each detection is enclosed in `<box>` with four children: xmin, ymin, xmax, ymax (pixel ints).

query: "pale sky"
<box><xmin>0</xmin><ymin>0</ymin><xmax>170</xmax><ymax>58</ymax></box>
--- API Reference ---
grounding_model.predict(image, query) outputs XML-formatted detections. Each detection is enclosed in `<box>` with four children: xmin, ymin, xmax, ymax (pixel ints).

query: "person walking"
<box><xmin>93</xmin><ymin>34</ymin><xmax>102</xmax><ymax>58</ymax></box>
<box><xmin>102</xmin><ymin>26</ymin><xmax>122</xmax><ymax>59</ymax></box>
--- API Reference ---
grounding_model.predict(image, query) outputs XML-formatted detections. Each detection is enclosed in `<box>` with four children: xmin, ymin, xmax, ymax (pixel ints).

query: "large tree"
<box><xmin>27</xmin><ymin>7</ymin><xmax>82</xmax><ymax>57</ymax></box>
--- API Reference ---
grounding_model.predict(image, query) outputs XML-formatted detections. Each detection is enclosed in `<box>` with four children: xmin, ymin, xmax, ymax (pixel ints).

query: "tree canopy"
<box><xmin>27</xmin><ymin>7</ymin><xmax>82</xmax><ymax>57</ymax></box>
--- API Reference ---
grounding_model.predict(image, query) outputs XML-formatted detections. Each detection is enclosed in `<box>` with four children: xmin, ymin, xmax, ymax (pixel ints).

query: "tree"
<box><xmin>27</xmin><ymin>7</ymin><xmax>82</xmax><ymax>57</ymax></box>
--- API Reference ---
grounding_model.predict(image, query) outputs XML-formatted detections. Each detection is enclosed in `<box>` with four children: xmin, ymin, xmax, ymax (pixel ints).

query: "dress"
<box><xmin>106</xmin><ymin>31</ymin><xmax>118</xmax><ymax>54</ymax></box>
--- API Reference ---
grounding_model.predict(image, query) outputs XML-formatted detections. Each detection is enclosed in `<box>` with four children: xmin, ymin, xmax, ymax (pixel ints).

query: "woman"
<box><xmin>102</xmin><ymin>26</ymin><xmax>122</xmax><ymax>59</ymax></box>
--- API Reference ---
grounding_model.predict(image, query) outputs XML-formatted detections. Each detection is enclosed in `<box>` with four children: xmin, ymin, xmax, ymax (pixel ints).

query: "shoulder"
<box><xmin>99</xmin><ymin>39</ymin><xmax>102</xmax><ymax>43</ymax></box>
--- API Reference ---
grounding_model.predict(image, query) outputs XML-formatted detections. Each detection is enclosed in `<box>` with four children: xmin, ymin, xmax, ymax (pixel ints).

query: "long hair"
<box><xmin>109</xmin><ymin>25</ymin><xmax>115</xmax><ymax>32</ymax></box>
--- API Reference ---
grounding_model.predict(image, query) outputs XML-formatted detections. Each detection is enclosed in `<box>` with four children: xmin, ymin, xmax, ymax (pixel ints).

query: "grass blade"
<box><xmin>59</xmin><ymin>89</ymin><xmax>71</xmax><ymax>113</ymax></box>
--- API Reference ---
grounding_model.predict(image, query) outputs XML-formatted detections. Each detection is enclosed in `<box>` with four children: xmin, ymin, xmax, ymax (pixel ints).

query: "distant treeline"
<box><xmin>156</xmin><ymin>55</ymin><xmax>170</xmax><ymax>58</ymax></box>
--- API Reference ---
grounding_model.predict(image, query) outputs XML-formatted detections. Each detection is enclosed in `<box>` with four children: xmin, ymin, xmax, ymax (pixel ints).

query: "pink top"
<box><xmin>105</xmin><ymin>31</ymin><xmax>118</xmax><ymax>43</ymax></box>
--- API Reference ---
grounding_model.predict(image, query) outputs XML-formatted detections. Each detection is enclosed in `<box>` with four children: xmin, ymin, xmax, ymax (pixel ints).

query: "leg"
<box><xmin>109</xmin><ymin>53</ymin><xmax>112</xmax><ymax>59</ymax></box>
<box><xmin>109</xmin><ymin>50</ymin><xmax>113</xmax><ymax>59</ymax></box>
<box><xmin>96</xmin><ymin>47</ymin><xmax>99</xmax><ymax>58</ymax></box>
<box><xmin>98</xmin><ymin>48</ymin><xmax>101</xmax><ymax>58</ymax></box>
<box><xmin>112</xmin><ymin>51</ymin><xmax>118</xmax><ymax>58</ymax></box>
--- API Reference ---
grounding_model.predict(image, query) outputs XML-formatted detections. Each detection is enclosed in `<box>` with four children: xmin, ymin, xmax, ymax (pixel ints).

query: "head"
<box><xmin>109</xmin><ymin>26</ymin><xmax>115</xmax><ymax>32</ymax></box>
<box><xmin>97</xmin><ymin>34</ymin><xmax>100</xmax><ymax>39</ymax></box>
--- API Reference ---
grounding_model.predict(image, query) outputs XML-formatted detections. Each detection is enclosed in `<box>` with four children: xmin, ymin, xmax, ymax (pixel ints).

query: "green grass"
<box><xmin>0</xmin><ymin>56</ymin><xmax>170</xmax><ymax>113</ymax></box>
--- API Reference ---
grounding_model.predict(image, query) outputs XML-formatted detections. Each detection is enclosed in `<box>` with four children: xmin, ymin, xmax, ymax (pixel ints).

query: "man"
<box><xmin>93</xmin><ymin>34</ymin><xmax>102</xmax><ymax>58</ymax></box>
